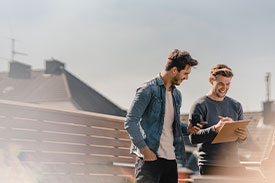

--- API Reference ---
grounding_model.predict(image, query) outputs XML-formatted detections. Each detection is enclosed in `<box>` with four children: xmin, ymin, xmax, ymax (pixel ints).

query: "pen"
<box><xmin>218</xmin><ymin>116</ymin><xmax>225</xmax><ymax>119</ymax></box>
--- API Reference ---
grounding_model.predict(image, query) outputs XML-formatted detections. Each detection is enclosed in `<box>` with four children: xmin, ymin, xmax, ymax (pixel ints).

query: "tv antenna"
<box><xmin>266</xmin><ymin>72</ymin><xmax>271</xmax><ymax>102</ymax></box>
<box><xmin>10</xmin><ymin>37</ymin><xmax>28</xmax><ymax>62</ymax></box>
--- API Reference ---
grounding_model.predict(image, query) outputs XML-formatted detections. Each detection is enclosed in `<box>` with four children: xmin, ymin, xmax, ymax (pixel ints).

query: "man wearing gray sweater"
<box><xmin>189</xmin><ymin>64</ymin><xmax>248</xmax><ymax>176</ymax></box>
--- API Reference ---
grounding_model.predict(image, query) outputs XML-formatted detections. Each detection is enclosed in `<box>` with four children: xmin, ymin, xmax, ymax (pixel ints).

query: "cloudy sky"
<box><xmin>0</xmin><ymin>0</ymin><xmax>274</xmax><ymax>113</ymax></box>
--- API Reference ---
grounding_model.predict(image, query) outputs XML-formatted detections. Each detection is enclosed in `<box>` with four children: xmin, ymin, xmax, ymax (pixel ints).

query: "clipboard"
<box><xmin>212</xmin><ymin>120</ymin><xmax>250</xmax><ymax>144</ymax></box>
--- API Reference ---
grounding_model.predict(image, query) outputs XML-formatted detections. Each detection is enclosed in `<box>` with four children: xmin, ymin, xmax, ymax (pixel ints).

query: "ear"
<box><xmin>172</xmin><ymin>67</ymin><xmax>178</xmax><ymax>74</ymax></box>
<box><xmin>209</xmin><ymin>77</ymin><xmax>213</xmax><ymax>84</ymax></box>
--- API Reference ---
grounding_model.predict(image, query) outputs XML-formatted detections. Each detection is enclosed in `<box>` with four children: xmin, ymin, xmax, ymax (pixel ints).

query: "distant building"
<box><xmin>0</xmin><ymin>60</ymin><xmax>126</xmax><ymax>117</ymax></box>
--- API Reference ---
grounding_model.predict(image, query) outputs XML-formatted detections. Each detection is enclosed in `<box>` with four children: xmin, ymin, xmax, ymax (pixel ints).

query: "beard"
<box><xmin>172</xmin><ymin>76</ymin><xmax>183</xmax><ymax>86</ymax></box>
<box><xmin>214</xmin><ymin>88</ymin><xmax>227</xmax><ymax>98</ymax></box>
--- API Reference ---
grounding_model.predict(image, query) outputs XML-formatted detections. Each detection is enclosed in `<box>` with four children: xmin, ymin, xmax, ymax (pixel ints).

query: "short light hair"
<box><xmin>210</xmin><ymin>64</ymin><xmax>234</xmax><ymax>79</ymax></box>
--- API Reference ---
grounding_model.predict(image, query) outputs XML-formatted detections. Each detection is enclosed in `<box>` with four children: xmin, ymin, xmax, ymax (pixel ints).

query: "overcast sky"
<box><xmin>0</xmin><ymin>0</ymin><xmax>275</xmax><ymax>113</ymax></box>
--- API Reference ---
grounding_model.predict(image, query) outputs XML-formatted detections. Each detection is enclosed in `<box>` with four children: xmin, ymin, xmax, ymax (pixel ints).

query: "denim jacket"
<box><xmin>124</xmin><ymin>74</ymin><xmax>187</xmax><ymax>161</ymax></box>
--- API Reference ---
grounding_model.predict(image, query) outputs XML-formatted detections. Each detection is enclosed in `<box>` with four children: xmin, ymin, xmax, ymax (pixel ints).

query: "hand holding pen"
<box><xmin>214</xmin><ymin>116</ymin><xmax>234</xmax><ymax>133</ymax></box>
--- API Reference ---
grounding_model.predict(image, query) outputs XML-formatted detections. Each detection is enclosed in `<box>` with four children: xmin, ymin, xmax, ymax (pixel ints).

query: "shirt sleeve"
<box><xmin>189</xmin><ymin>102</ymin><xmax>218</xmax><ymax>144</ymax></box>
<box><xmin>237</xmin><ymin>103</ymin><xmax>247</xmax><ymax>143</ymax></box>
<box><xmin>124</xmin><ymin>85</ymin><xmax>151</xmax><ymax>150</ymax></box>
<box><xmin>237</xmin><ymin>103</ymin><xmax>244</xmax><ymax>120</ymax></box>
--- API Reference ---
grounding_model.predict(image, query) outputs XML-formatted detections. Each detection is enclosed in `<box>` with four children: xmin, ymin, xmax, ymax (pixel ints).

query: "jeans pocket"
<box><xmin>136</xmin><ymin>158</ymin><xmax>160</xmax><ymax>183</ymax></box>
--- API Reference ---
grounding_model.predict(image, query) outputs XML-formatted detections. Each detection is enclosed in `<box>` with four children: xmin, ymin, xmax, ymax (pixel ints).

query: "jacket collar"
<box><xmin>156</xmin><ymin>73</ymin><xmax>176</xmax><ymax>90</ymax></box>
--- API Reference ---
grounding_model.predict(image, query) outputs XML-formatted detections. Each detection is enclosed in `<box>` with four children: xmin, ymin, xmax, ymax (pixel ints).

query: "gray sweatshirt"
<box><xmin>189</xmin><ymin>95</ymin><xmax>243</xmax><ymax>167</ymax></box>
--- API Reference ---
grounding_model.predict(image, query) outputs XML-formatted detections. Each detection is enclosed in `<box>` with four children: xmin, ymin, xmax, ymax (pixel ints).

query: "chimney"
<box><xmin>9</xmin><ymin>61</ymin><xmax>32</xmax><ymax>79</ymax></box>
<box><xmin>263</xmin><ymin>101</ymin><xmax>275</xmax><ymax>126</ymax></box>
<box><xmin>263</xmin><ymin>73</ymin><xmax>275</xmax><ymax>126</ymax></box>
<box><xmin>45</xmin><ymin>59</ymin><xmax>65</xmax><ymax>75</ymax></box>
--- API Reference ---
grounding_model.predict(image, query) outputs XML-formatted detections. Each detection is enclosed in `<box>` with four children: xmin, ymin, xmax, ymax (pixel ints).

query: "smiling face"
<box><xmin>171</xmin><ymin>64</ymin><xmax>192</xmax><ymax>86</ymax></box>
<box><xmin>210</xmin><ymin>75</ymin><xmax>232</xmax><ymax>99</ymax></box>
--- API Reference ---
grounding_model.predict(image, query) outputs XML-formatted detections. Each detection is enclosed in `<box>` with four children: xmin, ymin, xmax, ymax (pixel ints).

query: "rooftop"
<box><xmin>0</xmin><ymin>60</ymin><xmax>126</xmax><ymax>117</ymax></box>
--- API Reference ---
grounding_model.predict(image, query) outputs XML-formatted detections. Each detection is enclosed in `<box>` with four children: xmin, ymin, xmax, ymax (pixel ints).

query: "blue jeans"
<box><xmin>135</xmin><ymin>157</ymin><xmax>178</xmax><ymax>183</ymax></box>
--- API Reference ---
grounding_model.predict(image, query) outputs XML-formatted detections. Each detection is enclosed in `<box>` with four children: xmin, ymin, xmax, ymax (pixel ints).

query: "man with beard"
<box><xmin>189</xmin><ymin>64</ymin><xmax>249</xmax><ymax>176</ymax></box>
<box><xmin>125</xmin><ymin>49</ymin><xmax>205</xmax><ymax>183</ymax></box>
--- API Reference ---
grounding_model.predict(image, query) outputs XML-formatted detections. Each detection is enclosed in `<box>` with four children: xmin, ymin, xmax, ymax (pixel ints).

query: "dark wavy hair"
<box><xmin>165</xmin><ymin>49</ymin><xmax>198</xmax><ymax>71</ymax></box>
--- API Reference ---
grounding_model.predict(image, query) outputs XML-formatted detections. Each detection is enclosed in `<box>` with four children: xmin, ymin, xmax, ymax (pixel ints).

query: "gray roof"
<box><xmin>0</xmin><ymin>69</ymin><xmax>126</xmax><ymax>117</ymax></box>
<box><xmin>0</xmin><ymin>70</ymin><xmax>69</xmax><ymax>102</ymax></box>
<box><xmin>64</xmin><ymin>70</ymin><xmax>126</xmax><ymax>116</ymax></box>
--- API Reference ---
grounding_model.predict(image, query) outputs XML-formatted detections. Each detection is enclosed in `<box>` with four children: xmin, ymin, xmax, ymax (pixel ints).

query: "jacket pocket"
<box><xmin>150</xmin><ymin>95</ymin><xmax>162</xmax><ymax>114</ymax></box>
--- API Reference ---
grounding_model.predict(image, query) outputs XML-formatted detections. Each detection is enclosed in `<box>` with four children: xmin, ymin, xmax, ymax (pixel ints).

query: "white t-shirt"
<box><xmin>158</xmin><ymin>91</ymin><xmax>175</xmax><ymax>160</ymax></box>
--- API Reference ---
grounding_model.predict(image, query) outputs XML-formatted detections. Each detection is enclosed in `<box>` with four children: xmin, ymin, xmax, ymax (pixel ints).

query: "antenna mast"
<box><xmin>10</xmin><ymin>37</ymin><xmax>28</xmax><ymax>62</ymax></box>
<box><xmin>266</xmin><ymin>72</ymin><xmax>271</xmax><ymax>102</ymax></box>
